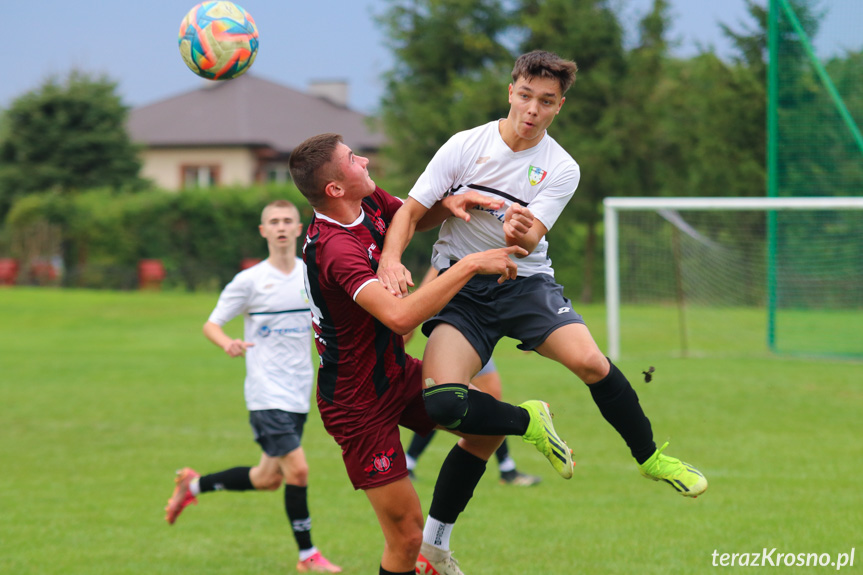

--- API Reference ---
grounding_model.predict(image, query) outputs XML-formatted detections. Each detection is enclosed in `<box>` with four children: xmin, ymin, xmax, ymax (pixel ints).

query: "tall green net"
<box><xmin>767</xmin><ymin>0</ymin><xmax>863</xmax><ymax>356</ymax></box>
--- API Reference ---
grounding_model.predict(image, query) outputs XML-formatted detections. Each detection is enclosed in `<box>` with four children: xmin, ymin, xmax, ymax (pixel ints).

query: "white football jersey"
<box><xmin>208</xmin><ymin>258</ymin><xmax>313</xmax><ymax>413</ymax></box>
<box><xmin>409</xmin><ymin>120</ymin><xmax>580</xmax><ymax>277</ymax></box>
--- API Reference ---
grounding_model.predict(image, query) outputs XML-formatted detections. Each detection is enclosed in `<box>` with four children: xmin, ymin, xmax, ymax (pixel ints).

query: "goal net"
<box><xmin>603</xmin><ymin>197</ymin><xmax>863</xmax><ymax>360</ymax></box>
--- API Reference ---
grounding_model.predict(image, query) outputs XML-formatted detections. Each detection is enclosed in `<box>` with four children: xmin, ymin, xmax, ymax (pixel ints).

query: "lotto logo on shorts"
<box><xmin>364</xmin><ymin>447</ymin><xmax>397</xmax><ymax>478</ymax></box>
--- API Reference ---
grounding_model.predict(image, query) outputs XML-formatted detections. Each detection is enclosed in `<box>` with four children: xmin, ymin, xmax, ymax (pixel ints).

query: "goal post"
<box><xmin>603</xmin><ymin>196</ymin><xmax>863</xmax><ymax>361</ymax></box>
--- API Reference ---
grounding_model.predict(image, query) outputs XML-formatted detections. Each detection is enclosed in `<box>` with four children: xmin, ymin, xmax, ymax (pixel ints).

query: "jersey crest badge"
<box><xmin>528</xmin><ymin>165</ymin><xmax>547</xmax><ymax>186</ymax></box>
<box><xmin>527</xmin><ymin>166</ymin><xmax>548</xmax><ymax>186</ymax></box>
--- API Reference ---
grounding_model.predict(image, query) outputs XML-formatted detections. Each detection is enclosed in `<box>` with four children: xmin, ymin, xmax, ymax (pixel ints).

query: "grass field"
<box><xmin>1</xmin><ymin>288</ymin><xmax>861</xmax><ymax>574</ymax></box>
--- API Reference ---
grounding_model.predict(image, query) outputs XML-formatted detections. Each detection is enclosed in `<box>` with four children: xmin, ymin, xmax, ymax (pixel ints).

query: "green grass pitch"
<box><xmin>1</xmin><ymin>288</ymin><xmax>860</xmax><ymax>574</ymax></box>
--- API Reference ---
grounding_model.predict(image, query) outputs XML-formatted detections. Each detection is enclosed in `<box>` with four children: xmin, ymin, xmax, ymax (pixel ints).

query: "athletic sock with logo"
<box><xmin>285</xmin><ymin>484</ymin><xmax>314</xmax><ymax>551</ymax></box>
<box><xmin>424</xmin><ymin>444</ymin><xmax>487</xmax><ymax>550</ymax></box>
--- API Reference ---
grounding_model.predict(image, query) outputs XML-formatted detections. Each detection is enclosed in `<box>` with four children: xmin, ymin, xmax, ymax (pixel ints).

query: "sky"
<box><xmin>2</xmin><ymin>1</ymin><xmax>860</xmax><ymax>115</ymax></box>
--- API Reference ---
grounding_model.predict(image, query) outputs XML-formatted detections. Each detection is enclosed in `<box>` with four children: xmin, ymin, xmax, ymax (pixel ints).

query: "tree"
<box><xmin>377</xmin><ymin>0</ymin><xmax>514</xmax><ymax>191</ymax></box>
<box><xmin>0</xmin><ymin>71</ymin><xmax>144</xmax><ymax>222</ymax></box>
<box><xmin>0</xmin><ymin>71</ymin><xmax>146</xmax><ymax>284</ymax></box>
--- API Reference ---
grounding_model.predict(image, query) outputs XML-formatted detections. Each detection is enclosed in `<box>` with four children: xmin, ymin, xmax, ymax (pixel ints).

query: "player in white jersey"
<box><xmin>379</xmin><ymin>50</ymin><xmax>708</xmax><ymax>570</ymax></box>
<box><xmin>414</xmin><ymin>118</ymin><xmax>579</xmax><ymax>279</ymax></box>
<box><xmin>164</xmin><ymin>200</ymin><xmax>341</xmax><ymax>574</ymax></box>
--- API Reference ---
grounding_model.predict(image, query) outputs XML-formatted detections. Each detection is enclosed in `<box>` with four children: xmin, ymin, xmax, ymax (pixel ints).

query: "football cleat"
<box><xmin>638</xmin><ymin>441</ymin><xmax>708</xmax><ymax>497</ymax></box>
<box><xmin>164</xmin><ymin>467</ymin><xmax>200</xmax><ymax>525</ymax></box>
<box><xmin>296</xmin><ymin>550</ymin><xmax>342</xmax><ymax>573</ymax></box>
<box><xmin>500</xmin><ymin>469</ymin><xmax>542</xmax><ymax>486</ymax></box>
<box><xmin>416</xmin><ymin>542</ymin><xmax>464</xmax><ymax>575</ymax></box>
<box><xmin>520</xmin><ymin>400</ymin><xmax>574</xmax><ymax>479</ymax></box>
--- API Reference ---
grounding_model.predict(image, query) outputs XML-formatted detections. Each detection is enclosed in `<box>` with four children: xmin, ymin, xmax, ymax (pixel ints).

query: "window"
<box><xmin>181</xmin><ymin>165</ymin><xmax>220</xmax><ymax>189</ymax></box>
<box><xmin>266</xmin><ymin>165</ymin><xmax>292</xmax><ymax>185</ymax></box>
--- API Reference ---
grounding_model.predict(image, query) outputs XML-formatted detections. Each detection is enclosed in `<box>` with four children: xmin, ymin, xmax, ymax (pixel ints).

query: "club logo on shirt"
<box><xmin>364</xmin><ymin>447</ymin><xmax>397</xmax><ymax>477</ymax></box>
<box><xmin>528</xmin><ymin>165</ymin><xmax>548</xmax><ymax>186</ymax></box>
<box><xmin>371</xmin><ymin>208</ymin><xmax>387</xmax><ymax>235</ymax></box>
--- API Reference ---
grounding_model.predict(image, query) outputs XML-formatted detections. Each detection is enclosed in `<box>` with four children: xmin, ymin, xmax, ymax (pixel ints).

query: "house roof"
<box><xmin>127</xmin><ymin>74</ymin><xmax>384</xmax><ymax>152</ymax></box>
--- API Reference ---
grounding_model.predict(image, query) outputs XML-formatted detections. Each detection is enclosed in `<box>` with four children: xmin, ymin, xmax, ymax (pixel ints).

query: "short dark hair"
<box><xmin>288</xmin><ymin>133</ymin><xmax>343</xmax><ymax>208</ymax></box>
<box><xmin>261</xmin><ymin>200</ymin><xmax>298</xmax><ymax>223</ymax></box>
<box><xmin>511</xmin><ymin>50</ymin><xmax>578</xmax><ymax>96</ymax></box>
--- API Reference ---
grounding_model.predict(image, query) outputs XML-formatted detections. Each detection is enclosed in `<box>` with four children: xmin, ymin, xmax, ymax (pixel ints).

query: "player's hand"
<box><xmin>377</xmin><ymin>257</ymin><xmax>414</xmax><ymax>298</ymax></box>
<box><xmin>465</xmin><ymin>245</ymin><xmax>528</xmax><ymax>283</ymax></box>
<box><xmin>442</xmin><ymin>191</ymin><xmax>504</xmax><ymax>222</ymax></box>
<box><xmin>224</xmin><ymin>339</ymin><xmax>254</xmax><ymax>358</ymax></box>
<box><xmin>503</xmin><ymin>204</ymin><xmax>534</xmax><ymax>242</ymax></box>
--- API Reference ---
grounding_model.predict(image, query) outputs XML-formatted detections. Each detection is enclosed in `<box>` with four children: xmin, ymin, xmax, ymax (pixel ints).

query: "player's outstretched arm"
<box><xmin>360</xmin><ymin>245</ymin><xmax>526</xmax><ymax>335</ymax></box>
<box><xmin>203</xmin><ymin>320</ymin><xmax>254</xmax><ymax>358</ymax></box>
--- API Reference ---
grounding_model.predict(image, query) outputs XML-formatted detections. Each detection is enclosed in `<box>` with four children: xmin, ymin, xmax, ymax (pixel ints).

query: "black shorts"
<box><xmin>421</xmin><ymin>272</ymin><xmax>584</xmax><ymax>365</ymax></box>
<box><xmin>248</xmin><ymin>409</ymin><xmax>307</xmax><ymax>458</ymax></box>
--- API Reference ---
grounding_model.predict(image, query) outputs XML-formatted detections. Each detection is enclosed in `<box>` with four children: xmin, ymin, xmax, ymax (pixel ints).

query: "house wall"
<box><xmin>139</xmin><ymin>147</ymin><xmax>258</xmax><ymax>191</ymax></box>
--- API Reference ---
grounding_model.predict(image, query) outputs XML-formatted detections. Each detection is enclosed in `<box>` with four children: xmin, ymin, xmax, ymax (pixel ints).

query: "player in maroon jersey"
<box><xmin>288</xmin><ymin>133</ymin><xmax>571</xmax><ymax>575</ymax></box>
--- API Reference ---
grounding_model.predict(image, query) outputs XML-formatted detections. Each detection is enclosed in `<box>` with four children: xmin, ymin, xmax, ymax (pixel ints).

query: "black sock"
<box><xmin>380</xmin><ymin>567</ymin><xmax>414</xmax><ymax>575</ymax></box>
<box><xmin>284</xmin><ymin>484</ymin><xmax>313</xmax><ymax>551</ymax></box>
<box><xmin>495</xmin><ymin>438</ymin><xmax>510</xmax><ymax>465</ymax></box>
<box><xmin>587</xmin><ymin>360</ymin><xmax>657</xmax><ymax>464</ymax></box>
<box><xmin>424</xmin><ymin>384</ymin><xmax>530</xmax><ymax>435</ymax></box>
<box><xmin>428</xmin><ymin>444</ymin><xmax>487</xmax><ymax>524</ymax></box>
<box><xmin>462</xmin><ymin>389</ymin><xmax>530</xmax><ymax>435</ymax></box>
<box><xmin>407</xmin><ymin>429</ymin><xmax>436</xmax><ymax>460</ymax></box>
<box><xmin>198</xmin><ymin>466</ymin><xmax>254</xmax><ymax>492</ymax></box>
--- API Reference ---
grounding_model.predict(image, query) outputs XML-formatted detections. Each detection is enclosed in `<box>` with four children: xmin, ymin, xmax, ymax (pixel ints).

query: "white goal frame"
<box><xmin>603</xmin><ymin>196</ymin><xmax>863</xmax><ymax>360</ymax></box>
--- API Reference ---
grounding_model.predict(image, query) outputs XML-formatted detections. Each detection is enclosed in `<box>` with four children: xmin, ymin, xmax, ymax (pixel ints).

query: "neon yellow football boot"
<box><xmin>638</xmin><ymin>441</ymin><xmax>708</xmax><ymax>497</ymax></box>
<box><xmin>520</xmin><ymin>400</ymin><xmax>574</xmax><ymax>479</ymax></box>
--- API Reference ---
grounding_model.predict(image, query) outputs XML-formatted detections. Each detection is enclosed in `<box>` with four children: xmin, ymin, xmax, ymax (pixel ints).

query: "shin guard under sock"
<box><xmin>428</xmin><ymin>444</ymin><xmax>487</xmax><ymax>524</ymax></box>
<box><xmin>587</xmin><ymin>360</ymin><xmax>656</xmax><ymax>464</ymax></box>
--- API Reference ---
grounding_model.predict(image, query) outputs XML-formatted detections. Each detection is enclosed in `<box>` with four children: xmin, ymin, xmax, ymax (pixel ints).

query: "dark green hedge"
<box><xmin>3</xmin><ymin>183</ymin><xmax>445</xmax><ymax>291</ymax></box>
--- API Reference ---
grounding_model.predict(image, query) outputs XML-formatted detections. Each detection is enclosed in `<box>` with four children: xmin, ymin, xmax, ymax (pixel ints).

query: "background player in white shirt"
<box><xmin>164</xmin><ymin>200</ymin><xmax>341</xmax><ymax>573</ymax></box>
<box><xmin>378</xmin><ymin>52</ymin><xmax>708</xmax><ymax>554</ymax></box>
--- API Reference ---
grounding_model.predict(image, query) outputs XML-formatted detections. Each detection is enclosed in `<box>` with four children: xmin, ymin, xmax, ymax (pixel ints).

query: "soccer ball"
<box><xmin>178</xmin><ymin>1</ymin><xmax>259</xmax><ymax>81</ymax></box>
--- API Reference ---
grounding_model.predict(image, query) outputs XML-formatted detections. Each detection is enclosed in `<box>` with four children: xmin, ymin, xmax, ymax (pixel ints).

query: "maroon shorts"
<box><xmin>318</xmin><ymin>356</ymin><xmax>437</xmax><ymax>490</ymax></box>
